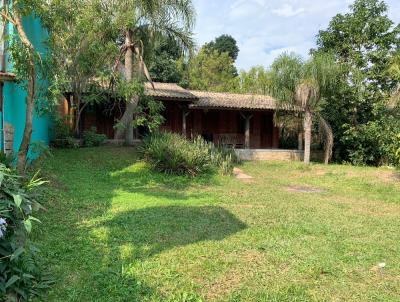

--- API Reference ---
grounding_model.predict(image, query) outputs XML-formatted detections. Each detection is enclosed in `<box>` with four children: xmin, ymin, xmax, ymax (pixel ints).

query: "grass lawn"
<box><xmin>34</xmin><ymin>146</ymin><xmax>400</xmax><ymax>301</ymax></box>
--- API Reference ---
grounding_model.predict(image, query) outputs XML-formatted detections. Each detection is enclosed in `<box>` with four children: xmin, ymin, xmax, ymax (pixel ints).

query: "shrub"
<box><xmin>52</xmin><ymin>116</ymin><xmax>71</xmax><ymax>140</ymax></box>
<box><xmin>140</xmin><ymin>132</ymin><xmax>239</xmax><ymax>176</ymax></box>
<box><xmin>52</xmin><ymin>116</ymin><xmax>80</xmax><ymax>149</ymax></box>
<box><xmin>82</xmin><ymin>127</ymin><xmax>107</xmax><ymax>147</ymax></box>
<box><xmin>0</xmin><ymin>166</ymin><xmax>51</xmax><ymax>301</ymax></box>
<box><xmin>0</xmin><ymin>152</ymin><xmax>15</xmax><ymax>168</ymax></box>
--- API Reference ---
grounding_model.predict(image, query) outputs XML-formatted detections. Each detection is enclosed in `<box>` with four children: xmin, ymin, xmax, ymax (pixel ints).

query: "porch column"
<box><xmin>182</xmin><ymin>110</ymin><xmax>190</xmax><ymax>137</ymax></box>
<box><xmin>241</xmin><ymin>112</ymin><xmax>253</xmax><ymax>149</ymax></box>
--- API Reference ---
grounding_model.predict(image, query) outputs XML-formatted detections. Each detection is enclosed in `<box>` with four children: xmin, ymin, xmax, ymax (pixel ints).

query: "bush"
<box><xmin>52</xmin><ymin>116</ymin><xmax>71</xmax><ymax>140</ymax></box>
<box><xmin>0</xmin><ymin>152</ymin><xmax>15</xmax><ymax>168</ymax></box>
<box><xmin>82</xmin><ymin>127</ymin><xmax>107</xmax><ymax>147</ymax></box>
<box><xmin>0</xmin><ymin>166</ymin><xmax>51</xmax><ymax>301</ymax></box>
<box><xmin>52</xmin><ymin>116</ymin><xmax>80</xmax><ymax>149</ymax></box>
<box><xmin>140</xmin><ymin>132</ymin><xmax>239</xmax><ymax>176</ymax></box>
<box><xmin>343</xmin><ymin>117</ymin><xmax>400</xmax><ymax>166</ymax></box>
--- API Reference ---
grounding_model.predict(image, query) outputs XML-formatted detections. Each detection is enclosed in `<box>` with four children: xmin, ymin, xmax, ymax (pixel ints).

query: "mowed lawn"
<box><xmin>34</xmin><ymin>146</ymin><xmax>400</xmax><ymax>302</ymax></box>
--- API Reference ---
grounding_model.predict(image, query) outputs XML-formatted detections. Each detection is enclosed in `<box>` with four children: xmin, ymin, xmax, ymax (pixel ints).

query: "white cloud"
<box><xmin>272</xmin><ymin>4</ymin><xmax>305</xmax><ymax>18</ymax></box>
<box><xmin>229</xmin><ymin>0</ymin><xmax>266</xmax><ymax>20</ymax></box>
<box><xmin>192</xmin><ymin>0</ymin><xmax>400</xmax><ymax>70</ymax></box>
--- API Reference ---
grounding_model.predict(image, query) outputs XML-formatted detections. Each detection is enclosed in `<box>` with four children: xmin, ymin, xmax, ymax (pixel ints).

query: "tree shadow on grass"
<box><xmin>81</xmin><ymin>205</ymin><xmax>247</xmax><ymax>301</ymax></box>
<box><xmin>38</xmin><ymin>147</ymin><xmax>246</xmax><ymax>300</ymax></box>
<box><xmin>93</xmin><ymin>205</ymin><xmax>247</xmax><ymax>259</ymax></box>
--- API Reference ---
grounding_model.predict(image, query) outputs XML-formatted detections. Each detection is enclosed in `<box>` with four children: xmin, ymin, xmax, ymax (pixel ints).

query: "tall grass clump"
<box><xmin>140</xmin><ymin>132</ymin><xmax>240</xmax><ymax>176</ymax></box>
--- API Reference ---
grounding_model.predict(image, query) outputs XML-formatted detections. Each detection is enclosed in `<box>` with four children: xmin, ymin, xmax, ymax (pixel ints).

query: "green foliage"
<box><xmin>140</xmin><ymin>132</ymin><xmax>239</xmax><ymax>176</ymax></box>
<box><xmin>112</xmin><ymin>79</ymin><xmax>165</xmax><ymax>132</ymax></box>
<box><xmin>315</xmin><ymin>0</ymin><xmax>400</xmax><ymax>165</ymax></box>
<box><xmin>133</xmin><ymin>95</ymin><xmax>165</xmax><ymax>133</ymax></box>
<box><xmin>148</xmin><ymin>37</ymin><xmax>185</xmax><ymax>83</ymax></box>
<box><xmin>51</xmin><ymin>116</ymin><xmax>80</xmax><ymax>149</ymax></box>
<box><xmin>187</xmin><ymin>48</ymin><xmax>238</xmax><ymax>92</ymax></box>
<box><xmin>52</xmin><ymin>116</ymin><xmax>72</xmax><ymax>141</ymax></box>
<box><xmin>0</xmin><ymin>152</ymin><xmax>16</xmax><ymax>168</ymax></box>
<box><xmin>237</xmin><ymin>66</ymin><xmax>271</xmax><ymax>95</ymax></box>
<box><xmin>39</xmin><ymin>0</ymin><xmax>121</xmax><ymax>135</ymax></box>
<box><xmin>205</xmin><ymin>34</ymin><xmax>240</xmax><ymax>61</ymax></box>
<box><xmin>269</xmin><ymin>53</ymin><xmax>304</xmax><ymax>105</ymax></box>
<box><xmin>29</xmin><ymin>141</ymin><xmax>52</xmax><ymax>160</ymax></box>
<box><xmin>0</xmin><ymin>167</ymin><xmax>50</xmax><ymax>301</ymax></box>
<box><xmin>82</xmin><ymin>127</ymin><xmax>107</xmax><ymax>147</ymax></box>
<box><xmin>114</xmin><ymin>78</ymin><xmax>145</xmax><ymax>102</ymax></box>
<box><xmin>316</xmin><ymin>0</ymin><xmax>400</xmax><ymax>93</ymax></box>
<box><xmin>395</xmin><ymin>134</ymin><xmax>400</xmax><ymax>166</ymax></box>
<box><xmin>343</xmin><ymin>114</ymin><xmax>400</xmax><ymax>166</ymax></box>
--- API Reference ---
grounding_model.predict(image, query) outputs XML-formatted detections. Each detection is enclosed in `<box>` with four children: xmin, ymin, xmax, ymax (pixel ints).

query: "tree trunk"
<box><xmin>73</xmin><ymin>92</ymin><xmax>80</xmax><ymax>136</ymax></box>
<box><xmin>303</xmin><ymin>109</ymin><xmax>312</xmax><ymax>165</ymax></box>
<box><xmin>298</xmin><ymin>132</ymin><xmax>303</xmax><ymax>151</ymax></box>
<box><xmin>114</xmin><ymin>30</ymin><xmax>138</xmax><ymax>144</ymax></box>
<box><xmin>14</xmin><ymin>12</ymin><xmax>35</xmax><ymax>174</ymax></box>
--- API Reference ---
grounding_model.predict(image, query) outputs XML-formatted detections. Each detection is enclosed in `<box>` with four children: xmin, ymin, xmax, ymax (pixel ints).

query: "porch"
<box><xmin>75</xmin><ymin>83</ymin><xmax>303</xmax><ymax>158</ymax></box>
<box><xmin>160</xmin><ymin>101</ymin><xmax>280</xmax><ymax>149</ymax></box>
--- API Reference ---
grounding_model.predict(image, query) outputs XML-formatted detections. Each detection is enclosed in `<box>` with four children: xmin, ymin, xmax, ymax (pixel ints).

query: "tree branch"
<box><xmin>0</xmin><ymin>11</ymin><xmax>16</xmax><ymax>26</ymax></box>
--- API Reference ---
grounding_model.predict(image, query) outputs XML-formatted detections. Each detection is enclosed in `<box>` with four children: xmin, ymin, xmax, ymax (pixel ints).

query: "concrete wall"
<box><xmin>1</xmin><ymin>15</ymin><xmax>50</xmax><ymax>159</ymax></box>
<box><xmin>236</xmin><ymin>149</ymin><xmax>325</xmax><ymax>162</ymax></box>
<box><xmin>236</xmin><ymin>149</ymin><xmax>304</xmax><ymax>161</ymax></box>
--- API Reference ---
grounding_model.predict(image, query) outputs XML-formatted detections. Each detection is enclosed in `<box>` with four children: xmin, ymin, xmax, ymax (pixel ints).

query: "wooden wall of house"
<box><xmin>81</xmin><ymin>102</ymin><xmax>123</xmax><ymax>139</ymax></box>
<box><xmin>184</xmin><ymin>109</ymin><xmax>279</xmax><ymax>149</ymax></box>
<box><xmin>77</xmin><ymin>99</ymin><xmax>280</xmax><ymax>148</ymax></box>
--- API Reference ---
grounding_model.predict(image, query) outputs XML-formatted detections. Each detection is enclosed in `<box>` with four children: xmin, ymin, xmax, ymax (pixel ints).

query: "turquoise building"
<box><xmin>0</xmin><ymin>14</ymin><xmax>51</xmax><ymax>159</ymax></box>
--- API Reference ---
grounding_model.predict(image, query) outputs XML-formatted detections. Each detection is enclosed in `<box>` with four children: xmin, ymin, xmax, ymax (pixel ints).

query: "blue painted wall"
<box><xmin>1</xmin><ymin>15</ymin><xmax>50</xmax><ymax>158</ymax></box>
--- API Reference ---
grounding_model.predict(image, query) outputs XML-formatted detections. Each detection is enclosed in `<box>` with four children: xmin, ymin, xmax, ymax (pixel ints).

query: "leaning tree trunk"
<box><xmin>114</xmin><ymin>30</ymin><xmax>138</xmax><ymax>145</ymax></box>
<box><xmin>318</xmin><ymin>115</ymin><xmax>334</xmax><ymax>164</ymax></box>
<box><xmin>303</xmin><ymin>109</ymin><xmax>312</xmax><ymax>165</ymax></box>
<box><xmin>14</xmin><ymin>12</ymin><xmax>35</xmax><ymax>174</ymax></box>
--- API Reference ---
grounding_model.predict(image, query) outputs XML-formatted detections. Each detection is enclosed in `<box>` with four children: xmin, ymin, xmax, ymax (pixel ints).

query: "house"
<box><xmin>78</xmin><ymin>82</ymin><xmax>304</xmax><ymax>160</ymax></box>
<box><xmin>0</xmin><ymin>14</ymin><xmax>51</xmax><ymax>158</ymax></box>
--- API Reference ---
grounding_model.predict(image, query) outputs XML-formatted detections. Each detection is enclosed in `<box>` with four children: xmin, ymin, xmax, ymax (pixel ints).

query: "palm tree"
<box><xmin>269</xmin><ymin>52</ymin><xmax>339</xmax><ymax>164</ymax></box>
<box><xmin>99</xmin><ymin>0</ymin><xmax>195</xmax><ymax>144</ymax></box>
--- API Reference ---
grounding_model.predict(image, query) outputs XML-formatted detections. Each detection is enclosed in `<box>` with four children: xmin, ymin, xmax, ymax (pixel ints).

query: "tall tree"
<box><xmin>186</xmin><ymin>47</ymin><xmax>238</xmax><ymax>92</ymax></box>
<box><xmin>0</xmin><ymin>1</ymin><xmax>44</xmax><ymax>173</ymax></box>
<box><xmin>41</xmin><ymin>0</ymin><xmax>118</xmax><ymax>136</ymax></box>
<box><xmin>269</xmin><ymin>53</ymin><xmax>339</xmax><ymax>164</ymax></box>
<box><xmin>205</xmin><ymin>34</ymin><xmax>239</xmax><ymax>61</ymax></box>
<box><xmin>237</xmin><ymin>66</ymin><xmax>271</xmax><ymax>95</ymax></box>
<box><xmin>315</xmin><ymin>0</ymin><xmax>400</xmax><ymax>164</ymax></box>
<box><xmin>100</xmin><ymin>0</ymin><xmax>195</xmax><ymax>145</ymax></box>
<box><xmin>148</xmin><ymin>36</ymin><xmax>185</xmax><ymax>83</ymax></box>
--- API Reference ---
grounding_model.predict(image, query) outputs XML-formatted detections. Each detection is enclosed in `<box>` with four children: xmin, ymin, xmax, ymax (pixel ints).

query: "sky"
<box><xmin>193</xmin><ymin>0</ymin><xmax>400</xmax><ymax>71</ymax></box>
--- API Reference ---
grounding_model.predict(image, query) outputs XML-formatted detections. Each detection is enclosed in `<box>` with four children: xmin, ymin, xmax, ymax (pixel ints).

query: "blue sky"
<box><xmin>193</xmin><ymin>0</ymin><xmax>400</xmax><ymax>70</ymax></box>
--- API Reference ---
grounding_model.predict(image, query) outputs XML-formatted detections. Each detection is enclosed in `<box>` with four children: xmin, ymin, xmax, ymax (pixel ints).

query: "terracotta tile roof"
<box><xmin>145</xmin><ymin>82</ymin><xmax>197</xmax><ymax>101</ymax></box>
<box><xmin>0</xmin><ymin>72</ymin><xmax>16</xmax><ymax>82</ymax></box>
<box><xmin>188</xmin><ymin>90</ymin><xmax>278</xmax><ymax>110</ymax></box>
<box><xmin>144</xmin><ymin>83</ymin><xmax>299</xmax><ymax>111</ymax></box>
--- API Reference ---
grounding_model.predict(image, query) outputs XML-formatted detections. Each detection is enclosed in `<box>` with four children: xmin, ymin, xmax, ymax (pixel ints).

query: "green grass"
<box><xmin>33</xmin><ymin>146</ymin><xmax>400</xmax><ymax>301</ymax></box>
